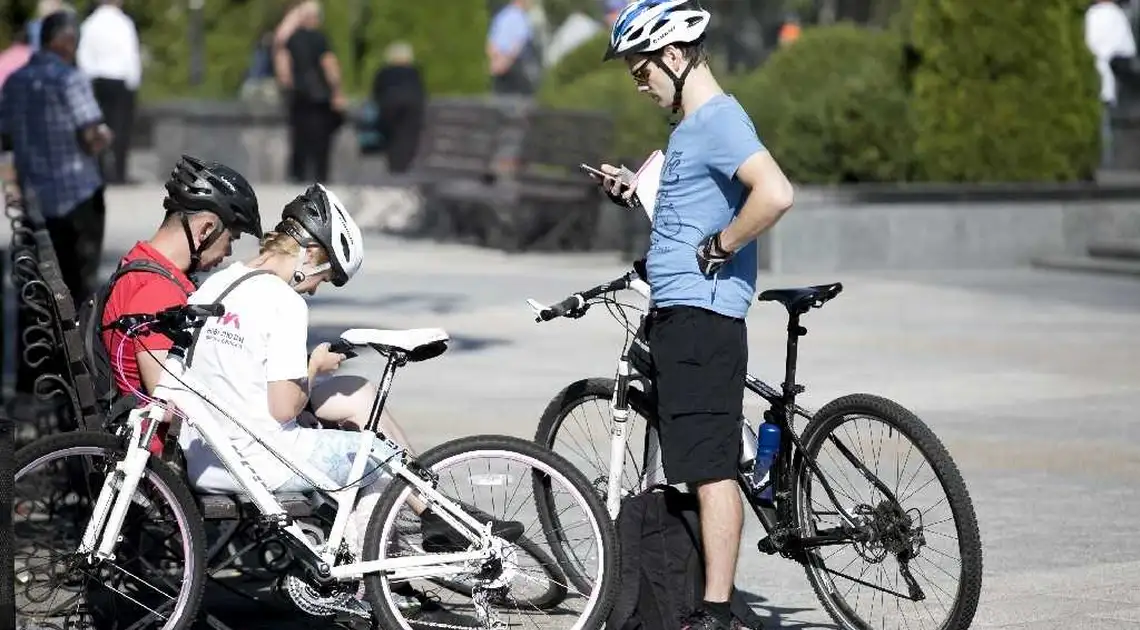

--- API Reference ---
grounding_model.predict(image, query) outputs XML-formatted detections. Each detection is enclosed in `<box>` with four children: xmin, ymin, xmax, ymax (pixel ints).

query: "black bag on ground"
<box><xmin>607</xmin><ymin>485</ymin><xmax>705</xmax><ymax>629</ymax></box>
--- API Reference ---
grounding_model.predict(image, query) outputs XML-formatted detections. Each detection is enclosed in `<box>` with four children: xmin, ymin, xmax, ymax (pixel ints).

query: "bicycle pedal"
<box><xmin>757</xmin><ymin>536</ymin><xmax>778</xmax><ymax>555</ymax></box>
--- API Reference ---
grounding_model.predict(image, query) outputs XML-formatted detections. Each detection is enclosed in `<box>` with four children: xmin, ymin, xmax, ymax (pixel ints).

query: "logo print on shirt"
<box><xmin>220</xmin><ymin>312</ymin><xmax>241</xmax><ymax>329</ymax></box>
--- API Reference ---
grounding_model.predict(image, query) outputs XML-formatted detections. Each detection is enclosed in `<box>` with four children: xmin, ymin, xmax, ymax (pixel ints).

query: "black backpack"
<box><xmin>607</xmin><ymin>485</ymin><xmax>759</xmax><ymax>630</ymax></box>
<box><xmin>78</xmin><ymin>259</ymin><xmax>192</xmax><ymax>424</ymax></box>
<box><xmin>607</xmin><ymin>485</ymin><xmax>704</xmax><ymax>630</ymax></box>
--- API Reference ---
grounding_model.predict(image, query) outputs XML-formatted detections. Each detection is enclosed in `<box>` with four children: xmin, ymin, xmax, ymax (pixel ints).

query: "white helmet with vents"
<box><xmin>279</xmin><ymin>184</ymin><xmax>363</xmax><ymax>287</ymax></box>
<box><xmin>604</xmin><ymin>0</ymin><xmax>711</xmax><ymax>61</ymax></box>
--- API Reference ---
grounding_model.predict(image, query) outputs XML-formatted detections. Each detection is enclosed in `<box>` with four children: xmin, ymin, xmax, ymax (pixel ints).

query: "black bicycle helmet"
<box><xmin>163</xmin><ymin>154</ymin><xmax>263</xmax><ymax>273</ymax></box>
<box><xmin>278</xmin><ymin>183</ymin><xmax>363</xmax><ymax>287</ymax></box>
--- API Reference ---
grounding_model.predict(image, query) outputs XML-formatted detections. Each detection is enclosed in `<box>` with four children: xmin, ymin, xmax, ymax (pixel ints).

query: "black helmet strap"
<box><xmin>179</xmin><ymin>213</ymin><xmax>225</xmax><ymax>275</ymax></box>
<box><xmin>652</xmin><ymin>54</ymin><xmax>698</xmax><ymax>126</ymax></box>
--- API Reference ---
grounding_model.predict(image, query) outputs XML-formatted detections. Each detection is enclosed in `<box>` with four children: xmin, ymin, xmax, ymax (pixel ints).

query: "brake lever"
<box><xmin>526</xmin><ymin>298</ymin><xmax>546</xmax><ymax>319</ymax></box>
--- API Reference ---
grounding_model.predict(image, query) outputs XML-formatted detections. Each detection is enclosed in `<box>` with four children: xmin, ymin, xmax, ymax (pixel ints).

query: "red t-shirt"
<box><xmin>101</xmin><ymin>241</ymin><xmax>196</xmax><ymax>399</ymax></box>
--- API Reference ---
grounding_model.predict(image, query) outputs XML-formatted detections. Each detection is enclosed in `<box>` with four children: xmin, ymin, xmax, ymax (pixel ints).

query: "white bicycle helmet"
<box><xmin>604</xmin><ymin>0</ymin><xmax>711</xmax><ymax>120</ymax></box>
<box><xmin>604</xmin><ymin>0</ymin><xmax>711</xmax><ymax>61</ymax></box>
<box><xmin>279</xmin><ymin>183</ymin><xmax>364</xmax><ymax>287</ymax></box>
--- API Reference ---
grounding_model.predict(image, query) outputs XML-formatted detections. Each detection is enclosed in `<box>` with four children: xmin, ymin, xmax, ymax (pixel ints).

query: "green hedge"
<box><xmin>362</xmin><ymin>0</ymin><xmax>489</xmax><ymax>97</ymax></box>
<box><xmin>546</xmin><ymin>31</ymin><xmax>609</xmax><ymax>87</ymax></box>
<box><xmin>730</xmin><ymin>24</ymin><xmax>913</xmax><ymax>184</ymax></box>
<box><xmin>0</xmin><ymin>0</ymin><xmax>489</xmax><ymax>100</ymax></box>
<box><xmin>909</xmin><ymin>0</ymin><xmax>1100</xmax><ymax>181</ymax></box>
<box><xmin>539</xmin><ymin>64</ymin><xmax>673</xmax><ymax>163</ymax></box>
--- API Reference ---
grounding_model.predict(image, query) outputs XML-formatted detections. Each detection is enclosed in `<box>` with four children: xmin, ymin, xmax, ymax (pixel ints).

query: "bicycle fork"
<box><xmin>78</xmin><ymin>407</ymin><xmax>162</xmax><ymax>561</ymax></box>
<box><xmin>606</xmin><ymin>357</ymin><xmax>666</xmax><ymax>519</ymax></box>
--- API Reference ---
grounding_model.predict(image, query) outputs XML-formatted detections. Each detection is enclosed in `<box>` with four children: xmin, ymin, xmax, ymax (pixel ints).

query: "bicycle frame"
<box><xmin>597</xmin><ymin>281</ymin><xmax>865</xmax><ymax>551</ymax></box>
<box><xmin>77</xmin><ymin>345</ymin><xmax>504</xmax><ymax>585</ymax></box>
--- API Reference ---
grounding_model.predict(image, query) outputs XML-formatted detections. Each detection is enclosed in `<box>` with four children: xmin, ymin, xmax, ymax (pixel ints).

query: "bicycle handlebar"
<box><xmin>106</xmin><ymin>303</ymin><xmax>225</xmax><ymax>338</ymax></box>
<box><xmin>527</xmin><ymin>269</ymin><xmax>646</xmax><ymax>323</ymax></box>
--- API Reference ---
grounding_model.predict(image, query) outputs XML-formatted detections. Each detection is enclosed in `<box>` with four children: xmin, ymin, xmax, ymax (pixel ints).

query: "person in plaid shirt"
<box><xmin>0</xmin><ymin>10</ymin><xmax>113</xmax><ymax>305</ymax></box>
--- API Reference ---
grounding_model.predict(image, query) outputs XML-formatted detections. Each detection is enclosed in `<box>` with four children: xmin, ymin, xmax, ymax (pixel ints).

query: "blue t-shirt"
<box><xmin>645</xmin><ymin>94</ymin><xmax>765</xmax><ymax>320</ymax></box>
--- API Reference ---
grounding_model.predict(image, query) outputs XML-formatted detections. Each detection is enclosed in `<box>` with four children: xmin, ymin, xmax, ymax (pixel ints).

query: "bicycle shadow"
<box><xmin>734</xmin><ymin>589</ymin><xmax>839</xmax><ymax>630</ymax></box>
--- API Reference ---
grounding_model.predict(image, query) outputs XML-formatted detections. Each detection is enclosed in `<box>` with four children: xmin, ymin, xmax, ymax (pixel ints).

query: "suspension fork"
<box><xmin>606</xmin><ymin>356</ymin><xmax>638</xmax><ymax>520</ymax></box>
<box><xmin>78</xmin><ymin>407</ymin><xmax>162</xmax><ymax>560</ymax></box>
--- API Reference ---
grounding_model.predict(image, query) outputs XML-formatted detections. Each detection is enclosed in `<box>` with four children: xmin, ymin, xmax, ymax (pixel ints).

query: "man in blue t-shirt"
<box><xmin>486</xmin><ymin>0</ymin><xmax>540</xmax><ymax>95</ymax></box>
<box><xmin>595</xmin><ymin>1</ymin><xmax>795</xmax><ymax>628</ymax></box>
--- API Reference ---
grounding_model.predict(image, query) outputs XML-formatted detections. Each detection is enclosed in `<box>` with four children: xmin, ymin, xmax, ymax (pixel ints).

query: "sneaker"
<box><xmin>679</xmin><ymin>609</ymin><xmax>751</xmax><ymax>630</ymax></box>
<box><xmin>420</xmin><ymin>506</ymin><xmax>525</xmax><ymax>553</ymax></box>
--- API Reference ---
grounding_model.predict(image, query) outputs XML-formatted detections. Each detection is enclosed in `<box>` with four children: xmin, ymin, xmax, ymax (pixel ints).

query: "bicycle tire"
<box><xmin>792</xmin><ymin>394</ymin><xmax>983</xmax><ymax>630</ymax></box>
<box><xmin>14</xmin><ymin>430</ymin><xmax>208</xmax><ymax>630</ymax></box>
<box><xmin>363</xmin><ymin>434</ymin><xmax>619</xmax><ymax>630</ymax></box>
<box><xmin>533</xmin><ymin>377</ymin><xmax>655</xmax><ymax>594</ymax></box>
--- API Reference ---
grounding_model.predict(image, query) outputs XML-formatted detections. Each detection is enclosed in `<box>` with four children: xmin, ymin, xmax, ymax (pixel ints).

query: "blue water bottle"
<box><xmin>752</xmin><ymin>422</ymin><xmax>781</xmax><ymax>504</ymax></box>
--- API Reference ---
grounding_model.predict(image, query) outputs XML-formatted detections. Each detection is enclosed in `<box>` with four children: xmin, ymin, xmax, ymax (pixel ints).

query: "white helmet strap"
<box><xmin>288</xmin><ymin>239</ymin><xmax>331</xmax><ymax>287</ymax></box>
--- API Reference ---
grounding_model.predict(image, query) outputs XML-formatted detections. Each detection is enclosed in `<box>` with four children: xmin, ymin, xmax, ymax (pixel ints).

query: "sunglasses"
<box><xmin>629</xmin><ymin>58</ymin><xmax>652</xmax><ymax>84</ymax></box>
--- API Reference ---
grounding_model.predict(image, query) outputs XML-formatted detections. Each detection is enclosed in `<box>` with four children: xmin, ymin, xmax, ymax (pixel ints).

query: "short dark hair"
<box><xmin>672</xmin><ymin>37</ymin><xmax>708</xmax><ymax>65</ymax></box>
<box><xmin>40</xmin><ymin>10</ymin><xmax>78</xmax><ymax>47</ymax></box>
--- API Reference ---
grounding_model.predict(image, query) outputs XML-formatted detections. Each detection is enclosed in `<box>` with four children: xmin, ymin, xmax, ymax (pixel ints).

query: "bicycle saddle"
<box><xmin>339</xmin><ymin>328</ymin><xmax>450</xmax><ymax>362</ymax></box>
<box><xmin>757</xmin><ymin>283</ymin><xmax>843</xmax><ymax>314</ymax></box>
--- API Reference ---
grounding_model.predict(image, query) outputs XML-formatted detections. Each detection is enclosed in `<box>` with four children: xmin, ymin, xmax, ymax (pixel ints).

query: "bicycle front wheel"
<box><xmin>793</xmin><ymin>394</ymin><xmax>983</xmax><ymax>630</ymax></box>
<box><xmin>13</xmin><ymin>430</ymin><xmax>208</xmax><ymax>630</ymax></box>
<box><xmin>363</xmin><ymin>434</ymin><xmax>619</xmax><ymax>630</ymax></box>
<box><xmin>533</xmin><ymin>377</ymin><xmax>660</xmax><ymax>593</ymax></box>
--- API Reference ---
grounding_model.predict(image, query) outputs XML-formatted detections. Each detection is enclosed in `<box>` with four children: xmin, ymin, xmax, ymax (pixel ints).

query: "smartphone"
<box><xmin>579</xmin><ymin>163</ymin><xmax>609</xmax><ymax>179</ymax></box>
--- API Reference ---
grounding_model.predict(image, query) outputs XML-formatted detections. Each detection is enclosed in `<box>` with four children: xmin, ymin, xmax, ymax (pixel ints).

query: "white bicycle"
<box><xmin>11</xmin><ymin>303</ymin><xmax>619</xmax><ymax>630</ymax></box>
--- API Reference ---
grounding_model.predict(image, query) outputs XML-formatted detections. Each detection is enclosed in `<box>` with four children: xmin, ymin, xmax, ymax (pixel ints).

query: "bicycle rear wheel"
<box><xmin>793</xmin><ymin>394</ymin><xmax>983</xmax><ymax>630</ymax></box>
<box><xmin>363</xmin><ymin>434</ymin><xmax>619</xmax><ymax>630</ymax></box>
<box><xmin>13</xmin><ymin>431</ymin><xmax>207</xmax><ymax>630</ymax></box>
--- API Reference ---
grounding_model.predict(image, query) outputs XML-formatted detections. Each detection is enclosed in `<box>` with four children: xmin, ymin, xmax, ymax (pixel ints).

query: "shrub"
<box><xmin>538</xmin><ymin>64</ymin><xmax>673</xmax><ymax>164</ymax></box>
<box><xmin>362</xmin><ymin>0</ymin><xmax>489</xmax><ymax>97</ymax></box>
<box><xmin>545</xmin><ymin>31</ymin><xmax>610</xmax><ymax>88</ymax></box>
<box><xmin>730</xmin><ymin>23</ymin><xmax>914</xmax><ymax>184</ymax></box>
<box><xmin>909</xmin><ymin>0</ymin><xmax>1100</xmax><ymax>182</ymax></box>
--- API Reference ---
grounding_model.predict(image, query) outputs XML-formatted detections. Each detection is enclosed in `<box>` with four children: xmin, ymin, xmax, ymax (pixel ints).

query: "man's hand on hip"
<box><xmin>696</xmin><ymin>231</ymin><xmax>733</xmax><ymax>276</ymax></box>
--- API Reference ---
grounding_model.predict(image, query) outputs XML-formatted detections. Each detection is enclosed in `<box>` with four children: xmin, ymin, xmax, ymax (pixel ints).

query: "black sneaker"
<box><xmin>420</xmin><ymin>506</ymin><xmax>525</xmax><ymax>553</ymax></box>
<box><xmin>679</xmin><ymin>609</ymin><xmax>751</xmax><ymax>630</ymax></box>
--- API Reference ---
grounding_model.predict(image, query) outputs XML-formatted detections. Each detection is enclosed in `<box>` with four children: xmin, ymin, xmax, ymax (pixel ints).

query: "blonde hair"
<box><xmin>258</xmin><ymin>219</ymin><xmax>329</xmax><ymax>263</ymax></box>
<box><xmin>386</xmin><ymin>41</ymin><xmax>414</xmax><ymax>65</ymax></box>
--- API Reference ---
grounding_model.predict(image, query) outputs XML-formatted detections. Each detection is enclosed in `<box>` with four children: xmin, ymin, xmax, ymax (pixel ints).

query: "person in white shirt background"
<box><xmin>77</xmin><ymin>0</ymin><xmax>141</xmax><ymax>184</ymax></box>
<box><xmin>1085</xmin><ymin>0</ymin><xmax>1138</xmax><ymax>169</ymax></box>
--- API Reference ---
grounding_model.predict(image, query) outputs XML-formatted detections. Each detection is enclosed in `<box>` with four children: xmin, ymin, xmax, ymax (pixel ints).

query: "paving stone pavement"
<box><xmin>9</xmin><ymin>185</ymin><xmax>1140</xmax><ymax>629</ymax></box>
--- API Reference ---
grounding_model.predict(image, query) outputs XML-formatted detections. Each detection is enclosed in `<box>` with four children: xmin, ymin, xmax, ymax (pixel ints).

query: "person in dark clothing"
<box><xmin>275</xmin><ymin>0</ymin><xmax>344</xmax><ymax>183</ymax></box>
<box><xmin>370</xmin><ymin>42</ymin><xmax>425</xmax><ymax>174</ymax></box>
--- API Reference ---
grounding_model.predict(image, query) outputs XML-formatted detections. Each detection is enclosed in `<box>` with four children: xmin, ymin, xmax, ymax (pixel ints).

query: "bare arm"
<box><xmin>136</xmin><ymin>349</ymin><xmax>170</xmax><ymax>395</ymax></box>
<box><xmin>717</xmin><ymin>151</ymin><xmax>795</xmax><ymax>252</ymax></box>
<box><xmin>319</xmin><ymin>51</ymin><xmax>341</xmax><ymax>94</ymax></box>
<box><xmin>268</xmin><ymin>378</ymin><xmax>307</xmax><ymax>422</ymax></box>
<box><xmin>266</xmin><ymin>344</ymin><xmax>342</xmax><ymax>422</ymax></box>
<box><xmin>487</xmin><ymin>42</ymin><xmax>519</xmax><ymax>76</ymax></box>
<box><xmin>274</xmin><ymin>44</ymin><xmax>293</xmax><ymax>89</ymax></box>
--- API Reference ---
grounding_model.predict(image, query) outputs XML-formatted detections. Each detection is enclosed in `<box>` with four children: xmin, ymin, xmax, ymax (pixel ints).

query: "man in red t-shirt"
<box><xmin>101</xmin><ymin>155</ymin><xmax>262</xmax><ymax>403</ymax></box>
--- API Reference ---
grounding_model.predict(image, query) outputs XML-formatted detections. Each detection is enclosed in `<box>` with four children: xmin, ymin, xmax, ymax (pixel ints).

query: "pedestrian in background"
<box><xmin>78</xmin><ymin>0</ymin><xmax>143</xmax><ymax>184</ymax></box>
<box><xmin>275</xmin><ymin>0</ymin><xmax>345</xmax><ymax>184</ymax></box>
<box><xmin>370</xmin><ymin>42</ymin><xmax>426</xmax><ymax>174</ymax></box>
<box><xmin>0</xmin><ymin>10</ymin><xmax>112</xmax><ymax>305</ymax></box>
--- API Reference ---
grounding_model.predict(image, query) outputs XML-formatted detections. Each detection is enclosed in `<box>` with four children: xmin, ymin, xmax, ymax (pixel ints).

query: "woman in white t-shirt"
<box><xmin>166</xmin><ymin>184</ymin><xmax>511</xmax><ymax>586</ymax></box>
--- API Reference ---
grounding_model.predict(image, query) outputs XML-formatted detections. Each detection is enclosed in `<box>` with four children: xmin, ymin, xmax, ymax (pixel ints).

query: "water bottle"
<box><xmin>751</xmin><ymin>422</ymin><xmax>781</xmax><ymax>504</ymax></box>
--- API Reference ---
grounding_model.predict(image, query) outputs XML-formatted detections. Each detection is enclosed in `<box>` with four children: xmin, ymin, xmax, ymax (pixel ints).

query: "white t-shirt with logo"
<box><xmin>162</xmin><ymin>261</ymin><xmax>314</xmax><ymax>494</ymax></box>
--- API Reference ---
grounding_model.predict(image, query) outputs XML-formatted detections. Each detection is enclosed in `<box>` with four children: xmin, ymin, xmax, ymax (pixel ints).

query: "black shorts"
<box><xmin>645</xmin><ymin>305</ymin><xmax>747</xmax><ymax>485</ymax></box>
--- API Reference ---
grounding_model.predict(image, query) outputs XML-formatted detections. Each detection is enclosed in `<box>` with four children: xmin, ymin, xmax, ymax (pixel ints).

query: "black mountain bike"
<box><xmin>526</xmin><ymin>267</ymin><xmax>983</xmax><ymax>630</ymax></box>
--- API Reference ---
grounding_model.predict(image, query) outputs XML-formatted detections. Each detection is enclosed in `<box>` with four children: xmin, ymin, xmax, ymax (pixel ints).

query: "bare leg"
<box><xmin>309</xmin><ymin>374</ymin><xmax>427</xmax><ymax>511</ymax></box>
<box><xmin>696</xmin><ymin>478</ymin><xmax>743</xmax><ymax>602</ymax></box>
